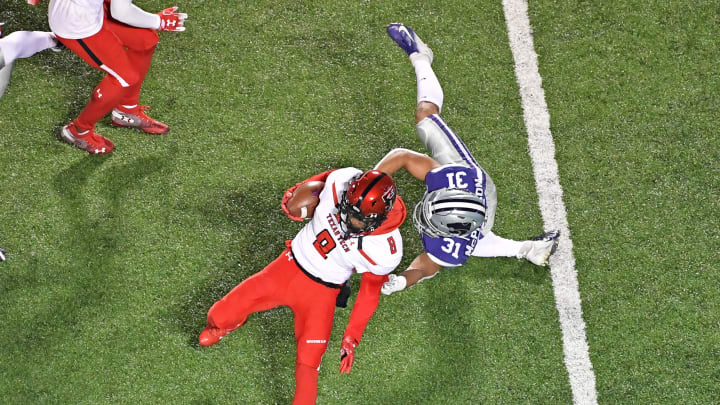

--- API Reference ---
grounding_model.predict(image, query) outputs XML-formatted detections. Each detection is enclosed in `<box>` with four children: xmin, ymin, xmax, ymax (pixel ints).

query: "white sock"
<box><xmin>411</xmin><ymin>54</ymin><xmax>443</xmax><ymax>111</ymax></box>
<box><xmin>471</xmin><ymin>231</ymin><xmax>525</xmax><ymax>258</ymax></box>
<box><xmin>0</xmin><ymin>31</ymin><xmax>57</xmax><ymax>64</ymax></box>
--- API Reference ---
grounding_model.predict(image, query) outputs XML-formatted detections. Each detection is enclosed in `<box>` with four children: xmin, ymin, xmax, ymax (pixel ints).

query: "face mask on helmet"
<box><xmin>413</xmin><ymin>188</ymin><xmax>486</xmax><ymax>238</ymax></box>
<box><xmin>337</xmin><ymin>170</ymin><xmax>397</xmax><ymax>238</ymax></box>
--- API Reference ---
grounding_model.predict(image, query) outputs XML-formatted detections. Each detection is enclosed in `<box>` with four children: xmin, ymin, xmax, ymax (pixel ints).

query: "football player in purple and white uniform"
<box><xmin>378</xmin><ymin>23</ymin><xmax>560</xmax><ymax>295</ymax></box>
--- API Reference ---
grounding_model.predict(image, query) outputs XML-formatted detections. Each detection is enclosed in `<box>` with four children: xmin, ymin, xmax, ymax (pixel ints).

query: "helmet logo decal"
<box><xmin>381</xmin><ymin>185</ymin><xmax>396</xmax><ymax>211</ymax></box>
<box><xmin>338</xmin><ymin>170</ymin><xmax>397</xmax><ymax>237</ymax></box>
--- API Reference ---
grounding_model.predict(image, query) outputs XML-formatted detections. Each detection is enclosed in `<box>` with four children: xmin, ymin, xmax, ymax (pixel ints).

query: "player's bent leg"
<box><xmin>58</xmin><ymin>33</ymin><xmax>140</xmax><ymax>88</ymax></box>
<box><xmin>416</xmin><ymin>114</ymin><xmax>475</xmax><ymax>166</ymax></box>
<box><xmin>200</xmin><ymin>250</ymin><xmax>295</xmax><ymax>346</ymax></box>
<box><xmin>415</xmin><ymin>101</ymin><xmax>439</xmax><ymax>124</ymax></box>
<box><xmin>57</xmin><ymin>29</ymin><xmax>140</xmax><ymax>153</ymax></box>
<box><xmin>201</xmin><ymin>274</ymin><xmax>281</xmax><ymax>346</ymax></box>
<box><xmin>293</xmin><ymin>316</ymin><xmax>335</xmax><ymax>405</ymax></box>
<box><xmin>290</xmin><ymin>284</ymin><xmax>336</xmax><ymax>404</ymax></box>
<box><xmin>103</xmin><ymin>22</ymin><xmax>168</xmax><ymax>134</ymax></box>
<box><xmin>74</xmin><ymin>75</ymin><xmax>127</xmax><ymax>131</ymax></box>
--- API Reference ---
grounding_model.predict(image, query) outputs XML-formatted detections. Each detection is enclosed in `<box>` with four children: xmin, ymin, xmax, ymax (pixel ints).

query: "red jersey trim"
<box><xmin>358</xmin><ymin>247</ymin><xmax>378</xmax><ymax>266</ymax></box>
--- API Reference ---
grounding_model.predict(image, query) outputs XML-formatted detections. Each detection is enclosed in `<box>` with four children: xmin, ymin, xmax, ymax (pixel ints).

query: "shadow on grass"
<box><xmin>6</xmin><ymin>155</ymin><xmax>165</xmax><ymax>348</ymax></box>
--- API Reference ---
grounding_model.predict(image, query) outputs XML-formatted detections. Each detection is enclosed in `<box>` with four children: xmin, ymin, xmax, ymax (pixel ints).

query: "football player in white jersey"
<box><xmin>37</xmin><ymin>0</ymin><xmax>187</xmax><ymax>154</ymax></box>
<box><xmin>0</xmin><ymin>23</ymin><xmax>60</xmax><ymax>100</ymax></box>
<box><xmin>379</xmin><ymin>23</ymin><xmax>560</xmax><ymax>296</ymax></box>
<box><xmin>198</xmin><ymin>169</ymin><xmax>406</xmax><ymax>405</ymax></box>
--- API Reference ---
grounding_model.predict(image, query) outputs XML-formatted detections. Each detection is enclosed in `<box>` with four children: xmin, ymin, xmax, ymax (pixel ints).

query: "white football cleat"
<box><xmin>381</xmin><ymin>274</ymin><xmax>407</xmax><ymax>295</ymax></box>
<box><xmin>517</xmin><ymin>230</ymin><xmax>560</xmax><ymax>266</ymax></box>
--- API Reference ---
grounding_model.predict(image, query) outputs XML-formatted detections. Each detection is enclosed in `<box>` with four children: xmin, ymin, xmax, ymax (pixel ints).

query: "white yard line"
<box><xmin>501</xmin><ymin>1</ymin><xmax>599</xmax><ymax>404</ymax></box>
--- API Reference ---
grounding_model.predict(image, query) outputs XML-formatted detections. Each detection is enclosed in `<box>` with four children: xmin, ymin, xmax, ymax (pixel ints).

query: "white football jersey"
<box><xmin>291</xmin><ymin>168</ymin><xmax>404</xmax><ymax>285</ymax></box>
<box><xmin>49</xmin><ymin>0</ymin><xmax>105</xmax><ymax>39</ymax></box>
<box><xmin>48</xmin><ymin>0</ymin><xmax>159</xmax><ymax>39</ymax></box>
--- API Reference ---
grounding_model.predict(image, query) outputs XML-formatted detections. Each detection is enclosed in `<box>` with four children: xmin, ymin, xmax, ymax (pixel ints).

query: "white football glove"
<box><xmin>381</xmin><ymin>274</ymin><xmax>407</xmax><ymax>295</ymax></box>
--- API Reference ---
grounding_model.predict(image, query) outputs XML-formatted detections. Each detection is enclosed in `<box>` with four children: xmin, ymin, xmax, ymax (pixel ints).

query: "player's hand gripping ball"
<box><xmin>285</xmin><ymin>181</ymin><xmax>324</xmax><ymax>220</ymax></box>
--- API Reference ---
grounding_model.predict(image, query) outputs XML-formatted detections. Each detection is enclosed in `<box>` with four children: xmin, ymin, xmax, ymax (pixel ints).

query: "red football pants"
<box><xmin>207</xmin><ymin>247</ymin><xmax>340</xmax><ymax>405</ymax></box>
<box><xmin>57</xmin><ymin>15</ymin><xmax>159</xmax><ymax>131</ymax></box>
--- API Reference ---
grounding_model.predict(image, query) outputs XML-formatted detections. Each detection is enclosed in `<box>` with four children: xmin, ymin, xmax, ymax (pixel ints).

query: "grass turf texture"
<box><xmin>1</xmin><ymin>0</ymin><xmax>717</xmax><ymax>403</ymax></box>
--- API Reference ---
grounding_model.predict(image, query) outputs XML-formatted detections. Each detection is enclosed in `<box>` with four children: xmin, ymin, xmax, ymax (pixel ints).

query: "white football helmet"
<box><xmin>413</xmin><ymin>188</ymin><xmax>486</xmax><ymax>238</ymax></box>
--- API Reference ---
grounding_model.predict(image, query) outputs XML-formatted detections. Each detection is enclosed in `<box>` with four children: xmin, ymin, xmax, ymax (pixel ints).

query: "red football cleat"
<box><xmin>199</xmin><ymin>326</ymin><xmax>229</xmax><ymax>347</ymax></box>
<box><xmin>60</xmin><ymin>122</ymin><xmax>114</xmax><ymax>154</ymax></box>
<box><xmin>111</xmin><ymin>105</ymin><xmax>170</xmax><ymax>135</ymax></box>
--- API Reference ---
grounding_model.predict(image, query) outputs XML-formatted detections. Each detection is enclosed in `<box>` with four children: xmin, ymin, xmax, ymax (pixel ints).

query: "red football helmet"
<box><xmin>338</xmin><ymin>170</ymin><xmax>397</xmax><ymax>237</ymax></box>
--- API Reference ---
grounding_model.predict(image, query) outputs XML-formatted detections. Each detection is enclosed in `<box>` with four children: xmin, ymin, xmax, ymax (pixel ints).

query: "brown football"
<box><xmin>287</xmin><ymin>181</ymin><xmax>324</xmax><ymax>219</ymax></box>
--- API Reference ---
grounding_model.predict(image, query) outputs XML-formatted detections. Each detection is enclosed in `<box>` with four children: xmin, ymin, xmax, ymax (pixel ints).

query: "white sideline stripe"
<box><xmin>502</xmin><ymin>1</ymin><xmax>598</xmax><ymax>404</ymax></box>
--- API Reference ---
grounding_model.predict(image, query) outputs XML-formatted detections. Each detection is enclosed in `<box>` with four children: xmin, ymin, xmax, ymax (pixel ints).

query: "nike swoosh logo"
<box><xmin>398</xmin><ymin>26</ymin><xmax>412</xmax><ymax>41</ymax></box>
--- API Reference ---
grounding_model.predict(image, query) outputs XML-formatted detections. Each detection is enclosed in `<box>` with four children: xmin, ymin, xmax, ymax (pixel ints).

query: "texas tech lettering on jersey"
<box><xmin>325</xmin><ymin>213</ymin><xmax>351</xmax><ymax>252</ymax></box>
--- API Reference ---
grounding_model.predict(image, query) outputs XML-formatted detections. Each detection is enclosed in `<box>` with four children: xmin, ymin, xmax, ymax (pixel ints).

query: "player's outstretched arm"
<box><xmin>403</xmin><ymin>253</ymin><xmax>442</xmax><ymax>286</ymax></box>
<box><xmin>109</xmin><ymin>0</ymin><xmax>188</xmax><ymax>32</ymax></box>
<box><xmin>374</xmin><ymin>148</ymin><xmax>439</xmax><ymax>181</ymax></box>
<box><xmin>382</xmin><ymin>253</ymin><xmax>442</xmax><ymax>295</ymax></box>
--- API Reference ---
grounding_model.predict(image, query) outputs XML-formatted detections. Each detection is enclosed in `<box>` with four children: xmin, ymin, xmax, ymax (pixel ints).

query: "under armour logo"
<box><xmin>168</xmin><ymin>20</ymin><xmax>176</xmax><ymax>27</ymax></box>
<box><xmin>96</xmin><ymin>89</ymin><xmax>102</xmax><ymax>98</ymax></box>
<box><xmin>285</xmin><ymin>251</ymin><xmax>294</xmax><ymax>261</ymax></box>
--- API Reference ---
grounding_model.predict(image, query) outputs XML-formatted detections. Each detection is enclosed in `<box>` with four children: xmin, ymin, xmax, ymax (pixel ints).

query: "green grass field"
<box><xmin>1</xmin><ymin>1</ymin><xmax>718</xmax><ymax>403</ymax></box>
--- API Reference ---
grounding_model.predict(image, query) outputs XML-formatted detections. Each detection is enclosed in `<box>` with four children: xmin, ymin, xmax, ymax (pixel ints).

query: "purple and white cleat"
<box><xmin>387</xmin><ymin>23</ymin><xmax>433</xmax><ymax>62</ymax></box>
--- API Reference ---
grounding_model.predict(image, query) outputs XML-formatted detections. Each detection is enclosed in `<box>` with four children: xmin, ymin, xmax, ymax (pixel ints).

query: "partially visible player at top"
<box><xmin>0</xmin><ymin>21</ymin><xmax>60</xmax><ymax>100</ymax></box>
<box><xmin>198</xmin><ymin>168</ymin><xmax>406</xmax><ymax>405</ymax></box>
<box><xmin>378</xmin><ymin>23</ymin><xmax>560</xmax><ymax>296</ymax></box>
<box><xmin>33</xmin><ymin>0</ymin><xmax>187</xmax><ymax>154</ymax></box>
